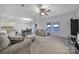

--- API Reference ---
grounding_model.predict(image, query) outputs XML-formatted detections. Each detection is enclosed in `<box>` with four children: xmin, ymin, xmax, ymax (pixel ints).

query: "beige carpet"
<box><xmin>31</xmin><ymin>36</ymin><xmax>76</xmax><ymax>54</ymax></box>
<box><xmin>0</xmin><ymin>35</ymin><xmax>76</xmax><ymax>54</ymax></box>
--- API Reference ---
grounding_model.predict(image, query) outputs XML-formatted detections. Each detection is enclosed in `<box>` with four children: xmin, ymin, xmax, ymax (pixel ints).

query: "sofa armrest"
<box><xmin>0</xmin><ymin>38</ymin><xmax>32</xmax><ymax>54</ymax></box>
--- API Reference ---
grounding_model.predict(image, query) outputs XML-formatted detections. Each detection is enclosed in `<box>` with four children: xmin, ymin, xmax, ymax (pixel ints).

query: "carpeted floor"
<box><xmin>31</xmin><ymin>36</ymin><xmax>76</xmax><ymax>54</ymax></box>
<box><xmin>0</xmin><ymin>35</ymin><xmax>76</xmax><ymax>54</ymax></box>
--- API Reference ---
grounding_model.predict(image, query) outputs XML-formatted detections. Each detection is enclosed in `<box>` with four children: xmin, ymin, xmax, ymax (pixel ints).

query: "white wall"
<box><xmin>76</xmin><ymin>8</ymin><xmax>79</xmax><ymax>19</ymax></box>
<box><xmin>0</xmin><ymin>11</ymin><xmax>77</xmax><ymax>37</ymax></box>
<box><xmin>0</xmin><ymin>4</ymin><xmax>78</xmax><ymax>37</ymax></box>
<box><xmin>35</xmin><ymin>11</ymin><xmax>77</xmax><ymax>38</ymax></box>
<box><xmin>13</xmin><ymin>18</ymin><xmax>33</xmax><ymax>34</ymax></box>
<box><xmin>0</xmin><ymin>17</ymin><xmax>33</xmax><ymax>34</ymax></box>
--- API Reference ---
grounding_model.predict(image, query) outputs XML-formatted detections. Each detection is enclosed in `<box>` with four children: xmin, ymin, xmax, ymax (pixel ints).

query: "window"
<box><xmin>46</xmin><ymin>22</ymin><xmax>52</xmax><ymax>32</ymax></box>
<box><xmin>52</xmin><ymin>22</ymin><xmax>60</xmax><ymax>32</ymax></box>
<box><xmin>46</xmin><ymin>22</ymin><xmax>60</xmax><ymax>32</ymax></box>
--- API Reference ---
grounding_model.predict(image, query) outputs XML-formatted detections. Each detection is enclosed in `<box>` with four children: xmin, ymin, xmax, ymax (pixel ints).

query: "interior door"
<box><xmin>71</xmin><ymin>19</ymin><xmax>78</xmax><ymax>36</ymax></box>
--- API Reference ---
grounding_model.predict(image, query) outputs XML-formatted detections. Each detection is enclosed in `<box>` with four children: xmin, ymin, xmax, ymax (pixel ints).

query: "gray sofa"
<box><xmin>0</xmin><ymin>38</ymin><xmax>32</xmax><ymax>54</ymax></box>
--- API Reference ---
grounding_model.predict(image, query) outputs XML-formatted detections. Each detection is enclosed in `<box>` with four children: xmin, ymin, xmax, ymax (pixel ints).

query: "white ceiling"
<box><xmin>0</xmin><ymin>4</ymin><xmax>79</xmax><ymax>20</ymax></box>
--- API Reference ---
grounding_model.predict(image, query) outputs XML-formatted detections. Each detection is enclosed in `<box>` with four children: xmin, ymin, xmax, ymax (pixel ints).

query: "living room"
<box><xmin>0</xmin><ymin>4</ymin><xmax>79</xmax><ymax>54</ymax></box>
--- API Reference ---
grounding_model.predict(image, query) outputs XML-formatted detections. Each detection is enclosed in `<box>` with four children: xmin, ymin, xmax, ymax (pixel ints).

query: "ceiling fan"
<box><xmin>20</xmin><ymin>4</ymin><xmax>51</xmax><ymax>16</ymax></box>
<box><xmin>35</xmin><ymin>4</ymin><xmax>51</xmax><ymax>16</ymax></box>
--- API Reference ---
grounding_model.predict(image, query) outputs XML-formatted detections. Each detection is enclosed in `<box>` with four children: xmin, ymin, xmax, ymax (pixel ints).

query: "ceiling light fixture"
<box><xmin>39</xmin><ymin>8</ymin><xmax>51</xmax><ymax>16</ymax></box>
<box><xmin>40</xmin><ymin>12</ymin><xmax>45</xmax><ymax>16</ymax></box>
<box><xmin>40</xmin><ymin>8</ymin><xmax>47</xmax><ymax>16</ymax></box>
<box><xmin>36</xmin><ymin>4</ymin><xmax>51</xmax><ymax>16</ymax></box>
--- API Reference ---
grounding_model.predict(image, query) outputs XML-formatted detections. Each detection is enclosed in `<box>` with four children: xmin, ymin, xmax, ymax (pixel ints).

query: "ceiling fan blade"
<box><xmin>47</xmin><ymin>9</ymin><xmax>51</xmax><ymax>12</ymax></box>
